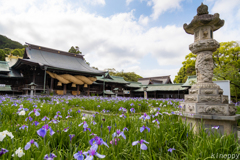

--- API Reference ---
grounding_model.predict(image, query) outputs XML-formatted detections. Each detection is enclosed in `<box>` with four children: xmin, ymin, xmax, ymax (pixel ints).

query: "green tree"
<box><xmin>0</xmin><ymin>49</ymin><xmax>6</xmax><ymax>61</ymax></box>
<box><xmin>104</xmin><ymin>68</ymin><xmax>143</xmax><ymax>82</ymax></box>
<box><xmin>174</xmin><ymin>53</ymin><xmax>196</xmax><ymax>83</ymax></box>
<box><xmin>11</xmin><ymin>48</ymin><xmax>25</xmax><ymax>57</ymax></box>
<box><xmin>68</xmin><ymin>46</ymin><xmax>82</xmax><ymax>54</ymax></box>
<box><xmin>175</xmin><ymin>41</ymin><xmax>240</xmax><ymax>102</ymax></box>
<box><xmin>213</xmin><ymin>41</ymin><xmax>240</xmax><ymax>102</ymax></box>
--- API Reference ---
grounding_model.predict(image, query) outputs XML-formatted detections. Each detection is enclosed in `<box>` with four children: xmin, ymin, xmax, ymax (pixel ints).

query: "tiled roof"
<box><xmin>12</xmin><ymin>43</ymin><xmax>105</xmax><ymax>76</ymax></box>
<box><xmin>182</xmin><ymin>75</ymin><xmax>197</xmax><ymax>87</ymax></box>
<box><xmin>0</xmin><ymin>61</ymin><xmax>10</xmax><ymax>73</ymax></box>
<box><xmin>134</xmin><ymin>83</ymin><xmax>188</xmax><ymax>92</ymax></box>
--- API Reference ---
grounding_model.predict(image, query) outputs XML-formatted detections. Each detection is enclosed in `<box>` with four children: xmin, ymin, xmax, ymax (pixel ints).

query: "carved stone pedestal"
<box><xmin>180</xmin><ymin>113</ymin><xmax>240</xmax><ymax>136</ymax></box>
<box><xmin>180</xmin><ymin>3</ymin><xmax>240</xmax><ymax>136</ymax></box>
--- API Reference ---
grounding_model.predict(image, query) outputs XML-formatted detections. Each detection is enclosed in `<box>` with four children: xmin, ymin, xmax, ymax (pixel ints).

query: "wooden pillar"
<box><xmin>154</xmin><ymin>91</ymin><xmax>157</xmax><ymax>98</ymax></box>
<box><xmin>77</xmin><ymin>85</ymin><xmax>79</xmax><ymax>95</ymax></box>
<box><xmin>50</xmin><ymin>78</ymin><xmax>54</xmax><ymax>92</ymax></box>
<box><xmin>87</xmin><ymin>86</ymin><xmax>90</xmax><ymax>96</ymax></box>
<box><xmin>64</xmin><ymin>84</ymin><xmax>67</xmax><ymax>95</ymax></box>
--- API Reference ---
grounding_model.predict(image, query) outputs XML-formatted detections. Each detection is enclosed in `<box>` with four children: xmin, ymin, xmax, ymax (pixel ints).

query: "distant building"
<box><xmin>138</xmin><ymin>75</ymin><xmax>172</xmax><ymax>85</ymax></box>
<box><xmin>0</xmin><ymin>43</ymin><xmax>105</xmax><ymax>95</ymax></box>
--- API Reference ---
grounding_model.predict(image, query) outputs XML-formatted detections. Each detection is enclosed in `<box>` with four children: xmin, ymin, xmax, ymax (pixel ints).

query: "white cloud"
<box><xmin>84</xmin><ymin>0</ymin><xmax>105</xmax><ymax>6</ymax></box>
<box><xmin>126</xmin><ymin>0</ymin><xmax>134</xmax><ymax>6</ymax></box>
<box><xmin>138</xmin><ymin>15</ymin><xmax>149</xmax><ymax>25</ymax></box>
<box><xmin>147</xmin><ymin>0</ymin><xmax>183</xmax><ymax>20</ymax></box>
<box><xmin>0</xmin><ymin>0</ymin><xmax>239</xmax><ymax>81</ymax></box>
<box><xmin>204</xmin><ymin>0</ymin><xmax>240</xmax><ymax>42</ymax></box>
<box><xmin>0</xmin><ymin>0</ymin><xmax>190</xmax><ymax>79</ymax></box>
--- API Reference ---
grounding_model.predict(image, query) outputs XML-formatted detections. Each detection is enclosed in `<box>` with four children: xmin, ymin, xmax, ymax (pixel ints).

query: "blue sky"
<box><xmin>0</xmin><ymin>0</ymin><xmax>239</xmax><ymax>81</ymax></box>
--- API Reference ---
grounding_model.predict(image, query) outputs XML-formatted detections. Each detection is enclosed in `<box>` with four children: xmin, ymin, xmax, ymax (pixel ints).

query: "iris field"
<box><xmin>0</xmin><ymin>95</ymin><xmax>240</xmax><ymax>159</ymax></box>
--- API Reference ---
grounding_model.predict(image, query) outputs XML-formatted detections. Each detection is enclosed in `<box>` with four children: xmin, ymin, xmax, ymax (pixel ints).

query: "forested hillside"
<box><xmin>0</xmin><ymin>35</ymin><xmax>25</xmax><ymax>61</ymax></box>
<box><xmin>0</xmin><ymin>35</ymin><xmax>24</xmax><ymax>49</ymax></box>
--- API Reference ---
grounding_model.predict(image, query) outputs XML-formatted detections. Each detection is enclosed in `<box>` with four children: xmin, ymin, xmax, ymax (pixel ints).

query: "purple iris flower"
<box><xmin>168</xmin><ymin>148</ymin><xmax>175</xmax><ymax>153</ymax></box>
<box><xmin>74</xmin><ymin>151</ymin><xmax>84</xmax><ymax>160</ymax></box>
<box><xmin>33</xmin><ymin>105</ymin><xmax>38</xmax><ymax>108</ymax></box>
<box><xmin>19</xmin><ymin>125</ymin><xmax>28</xmax><ymax>130</ymax></box>
<box><xmin>130</xmin><ymin>108</ymin><xmax>135</xmax><ymax>113</ymax></box>
<box><xmin>78</xmin><ymin>121</ymin><xmax>88</xmax><ymax>128</ymax></box>
<box><xmin>132</xmin><ymin>139</ymin><xmax>149</xmax><ymax>150</ymax></box>
<box><xmin>83</xmin><ymin>146</ymin><xmax>105</xmax><ymax>159</ymax></box>
<box><xmin>24</xmin><ymin>139</ymin><xmax>39</xmax><ymax>150</ymax></box>
<box><xmin>139</xmin><ymin>113</ymin><xmax>150</xmax><ymax>120</ymax></box>
<box><xmin>112</xmin><ymin>129</ymin><xmax>126</xmax><ymax>139</ymax></box>
<box><xmin>25</xmin><ymin>116</ymin><xmax>33</xmax><ymax>122</ymax></box>
<box><xmin>41</xmin><ymin>116</ymin><xmax>50</xmax><ymax>121</ymax></box>
<box><xmin>76</xmin><ymin>110</ymin><xmax>81</xmax><ymax>113</ymax></box>
<box><xmin>83</xmin><ymin>128</ymin><xmax>91</xmax><ymax>132</ymax></box>
<box><xmin>68</xmin><ymin>109</ymin><xmax>72</xmax><ymax>114</ymax></box>
<box><xmin>119</xmin><ymin>114</ymin><xmax>126</xmax><ymax>118</ymax></box>
<box><xmin>49</xmin><ymin>119</ymin><xmax>60</xmax><ymax>124</ymax></box>
<box><xmin>102</xmin><ymin>109</ymin><xmax>106</xmax><ymax>113</ymax></box>
<box><xmin>69</xmin><ymin>134</ymin><xmax>75</xmax><ymax>141</ymax></box>
<box><xmin>32</xmin><ymin>121</ymin><xmax>39</xmax><ymax>126</ymax></box>
<box><xmin>89</xmin><ymin>136</ymin><xmax>109</xmax><ymax>148</ymax></box>
<box><xmin>107</xmin><ymin>126</ymin><xmax>111</xmax><ymax>133</ymax></box>
<box><xmin>119</xmin><ymin>107</ymin><xmax>123</xmax><ymax>111</ymax></box>
<box><xmin>66</xmin><ymin>115</ymin><xmax>72</xmax><ymax>119</ymax></box>
<box><xmin>37</xmin><ymin>124</ymin><xmax>55</xmax><ymax>138</ymax></box>
<box><xmin>130</xmin><ymin>103</ymin><xmax>134</xmax><ymax>106</ymax></box>
<box><xmin>140</xmin><ymin>125</ymin><xmax>150</xmax><ymax>132</ymax></box>
<box><xmin>63</xmin><ymin>127</ymin><xmax>69</xmax><ymax>132</ymax></box>
<box><xmin>152</xmin><ymin>119</ymin><xmax>160</xmax><ymax>124</ymax></box>
<box><xmin>97</xmin><ymin>105</ymin><xmax>100</xmax><ymax>107</ymax></box>
<box><xmin>92</xmin><ymin>121</ymin><xmax>97</xmax><ymax>125</ymax></box>
<box><xmin>212</xmin><ymin>126</ymin><xmax>219</xmax><ymax>129</ymax></box>
<box><xmin>155</xmin><ymin>112</ymin><xmax>162</xmax><ymax>116</ymax></box>
<box><xmin>44</xmin><ymin>153</ymin><xmax>57</xmax><ymax>160</ymax></box>
<box><xmin>54</xmin><ymin>114</ymin><xmax>62</xmax><ymax>119</ymax></box>
<box><xmin>171</xmin><ymin>111</ymin><xmax>175</xmax><ymax>115</ymax></box>
<box><xmin>0</xmin><ymin>148</ymin><xmax>8</xmax><ymax>157</ymax></box>
<box><xmin>28</xmin><ymin>109</ymin><xmax>40</xmax><ymax>116</ymax></box>
<box><xmin>90</xmin><ymin>133</ymin><xmax>97</xmax><ymax>136</ymax></box>
<box><xmin>92</xmin><ymin>114</ymin><xmax>95</xmax><ymax>118</ymax></box>
<box><xmin>123</xmin><ymin>127</ymin><xmax>128</xmax><ymax>131</ymax></box>
<box><xmin>56</xmin><ymin>111</ymin><xmax>61</xmax><ymax>114</ymax></box>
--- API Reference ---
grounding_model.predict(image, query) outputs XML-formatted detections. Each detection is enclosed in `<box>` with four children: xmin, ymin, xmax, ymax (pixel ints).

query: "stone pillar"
<box><xmin>180</xmin><ymin>3</ymin><xmax>240</xmax><ymax>136</ymax></box>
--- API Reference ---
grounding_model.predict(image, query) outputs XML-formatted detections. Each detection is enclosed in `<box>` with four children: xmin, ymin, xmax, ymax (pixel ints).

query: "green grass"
<box><xmin>0</xmin><ymin>95</ymin><xmax>239</xmax><ymax>159</ymax></box>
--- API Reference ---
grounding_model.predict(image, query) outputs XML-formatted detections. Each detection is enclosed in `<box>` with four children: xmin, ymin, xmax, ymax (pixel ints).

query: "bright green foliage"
<box><xmin>11</xmin><ymin>48</ymin><xmax>25</xmax><ymax>57</ymax></box>
<box><xmin>105</xmin><ymin>68</ymin><xmax>143</xmax><ymax>82</ymax></box>
<box><xmin>174</xmin><ymin>53</ymin><xmax>196</xmax><ymax>83</ymax></box>
<box><xmin>68</xmin><ymin>46</ymin><xmax>82</xmax><ymax>54</ymax></box>
<box><xmin>213</xmin><ymin>41</ymin><xmax>240</xmax><ymax>102</ymax></box>
<box><xmin>0</xmin><ymin>48</ymin><xmax>25</xmax><ymax>61</ymax></box>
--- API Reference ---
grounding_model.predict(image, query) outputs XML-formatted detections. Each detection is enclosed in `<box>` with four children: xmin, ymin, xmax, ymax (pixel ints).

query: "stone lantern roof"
<box><xmin>183</xmin><ymin>3</ymin><xmax>225</xmax><ymax>35</ymax></box>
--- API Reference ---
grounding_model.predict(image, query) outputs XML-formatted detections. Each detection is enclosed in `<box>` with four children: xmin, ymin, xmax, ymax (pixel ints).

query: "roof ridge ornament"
<box><xmin>197</xmin><ymin>3</ymin><xmax>209</xmax><ymax>16</ymax></box>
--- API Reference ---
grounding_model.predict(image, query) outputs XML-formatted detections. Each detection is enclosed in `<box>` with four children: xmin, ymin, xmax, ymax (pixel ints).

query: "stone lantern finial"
<box><xmin>197</xmin><ymin>3</ymin><xmax>209</xmax><ymax>15</ymax></box>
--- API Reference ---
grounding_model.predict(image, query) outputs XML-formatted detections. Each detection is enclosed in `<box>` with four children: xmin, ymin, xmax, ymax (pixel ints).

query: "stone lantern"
<box><xmin>29</xmin><ymin>82</ymin><xmax>37</xmax><ymax>98</ymax></box>
<box><xmin>180</xmin><ymin>3</ymin><xmax>240</xmax><ymax>135</ymax></box>
<box><xmin>113</xmin><ymin>88</ymin><xmax>118</xmax><ymax>97</ymax></box>
<box><xmin>143</xmin><ymin>86</ymin><xmax>148</xmax><ymax>99</ymax></box>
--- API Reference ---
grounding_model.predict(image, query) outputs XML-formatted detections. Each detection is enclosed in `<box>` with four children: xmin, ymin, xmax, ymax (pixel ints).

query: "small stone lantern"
<box><xmin>143</xmin><ymin>86</ymin><xmax>148</xmax><ymax>99</ymax></box>
<box><xmin>29</xmin><ymin>82</ymin><xmax>37</xmax><ymax>98</ymax></box>
<box><xmin>113</xmin><ymin>88</ymin><xmax>119</xmax><ymax>97</ymax></box>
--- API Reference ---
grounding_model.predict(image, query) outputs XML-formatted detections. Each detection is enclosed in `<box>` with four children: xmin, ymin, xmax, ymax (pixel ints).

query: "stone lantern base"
<box><xmin>180</xmin><ymin>113</ymin><xmax>240</xmax><ymax>136</ymax></box>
